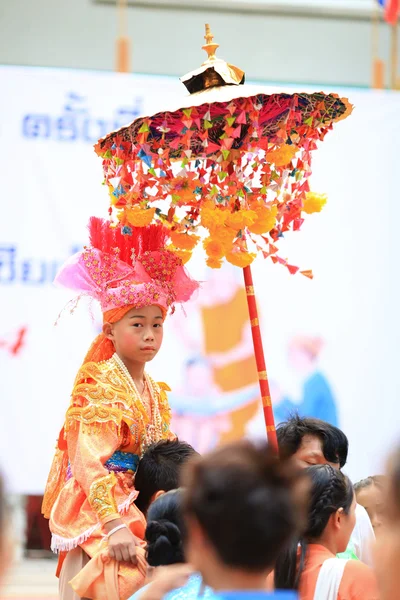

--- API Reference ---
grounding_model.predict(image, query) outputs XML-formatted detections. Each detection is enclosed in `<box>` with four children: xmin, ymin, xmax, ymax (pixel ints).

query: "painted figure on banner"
<box><xmin>169</xmin><ymin>265</ymin><xmax>259</xmax><ymax>452</ymax></box>
<box><xmin>275</xmin><ymin>336</ymin><xmax>339</xmax><ymax>426</ymax></box>
<box><xmin>41</xmin><ymin>219</ymin><xmax>198</xmax><ymax>600</ymax></box>
<box><xmin>247</xmin><ymin>335</ymin><xmax>338</xmax><ymax>440</ymax></box>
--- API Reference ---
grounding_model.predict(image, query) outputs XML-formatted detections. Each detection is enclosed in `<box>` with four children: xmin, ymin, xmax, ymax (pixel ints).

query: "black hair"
<box><xmin>146</xmin><ymin>489</ymin><xmax>185</xmax><ymax>566</ymax></box>
<box><xmin>274</xmin><ymin>464</ymin><xmax>354</xmax><ymax>590</ymax></box>
<box><xmin>183</xmin><ymin>441</ymin><xmax>304</xmax><ymax>572</ymax></box>
<box><xmin>277</xmin><ymin>414</ymin><xmax>348</xmax><ymax>468</ymax></box>
<box><xmin>134</xmin><ymin>439</ymin><xmax>198</xmax><ymax>514</ymax></box>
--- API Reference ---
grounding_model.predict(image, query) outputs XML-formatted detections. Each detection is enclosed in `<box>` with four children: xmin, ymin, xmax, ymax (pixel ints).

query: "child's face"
<box><xmin>104</xmin><ymin>305</ymin><xmax>164</xmax><ymax>364</ymax></box>
<box><xmin>357</xmin><ymin>483</ymin><xmax>385</xmax><ymax>536</ymax></box>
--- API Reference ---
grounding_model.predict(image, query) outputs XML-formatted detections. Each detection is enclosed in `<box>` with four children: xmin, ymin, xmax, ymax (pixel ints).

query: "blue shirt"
<box><xmin>216</xmin><ymin>592</ymin><xmax>297</xmax><ymax>600</ymax></box>
<box><xmin>130</xmin><ymin>574</ymin><xmax>214</xmax><ymax>600</ymax></box>
<box><xmin>129</xmin><ymin>574</ymin><xmax>297</xmax><ymax>600</ymax></box>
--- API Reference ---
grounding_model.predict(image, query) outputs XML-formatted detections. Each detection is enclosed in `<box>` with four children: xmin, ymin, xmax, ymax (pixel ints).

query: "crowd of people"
<box><xmin>124</xmin><ymin>417</ymin><xmax>397</xmax><ymax>600</ymax></box>
<box><xmin>1</xmin><ymin>418</ymin><xmax>400</xmax><ymax>600</ymax></box>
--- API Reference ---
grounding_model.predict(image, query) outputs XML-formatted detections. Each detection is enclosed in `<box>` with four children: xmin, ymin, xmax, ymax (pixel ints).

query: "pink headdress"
<box><xmin>55</xmin><ymin>218</ymin><xmax>199</xmax><ymax>314</ymax></box>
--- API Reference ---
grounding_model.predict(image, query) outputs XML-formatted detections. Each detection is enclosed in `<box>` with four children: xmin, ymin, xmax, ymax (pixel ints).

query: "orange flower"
<box><xmin>206</xmin><ymin>256</ymin><xmax>223</xmax><ymax>269</ymax></box>
<box><xmin>225</xmin><ymin>249</ymin><xmax>256</xmax><ymax>268</ymax></box>
<box><xmin>267</xmin><ymin>144</ymin><xmax>298</xmax><ymax>167</ymax></box>
<box><xmin>169</xmin><ymin>174</ymin><xmax>201</xmax><ymax>206</ymax></box>
<box><xmin>203</xmin><ymin>237</ymin><xmax>227</xmax><ymax>260</ymax></box>
<box><xmin>226</xmin><ymin>210</ymin><xmax>257</xmax><ymax>230</ymax></box>
<box><xmin>210</xmin><ymin>226</ymin><xmax>236</xmax><ymax>246</ymax></box>
<box><xmin>248</xmin><ymin>205</ymin><xmax>278</xmax><ymax>235</ymax></box>
<box><xmin>124</xmin><ymin>207</ymin><xmax>156</xmax><ymax>227</ymax></box>
<box><xmin>169</xmin><ymin>247</ymin><xmax>192</xmax><ymax>265</ymax></box>
<box><xmin>170</xmin><ymin>232</ymin><xmax>200</xmax><ymax>251</ymax></box>
<box><xmin>173</xmin><ymin>188</ymin><xmax>198</xmax><ymax>206</ymax></box>
<box><xmin>200</xmin><ymin>201</ymin><xmax>227</xmax><ymax>230</ymax></box>
<box><xmin>302</xmin><ymin>192</ymin><xmax>327</xmax><ymax>214</ymax></box>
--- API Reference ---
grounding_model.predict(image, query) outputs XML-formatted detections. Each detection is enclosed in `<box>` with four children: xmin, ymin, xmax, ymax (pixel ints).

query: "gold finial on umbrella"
<box><xmin>202</xmin><ymin>24</ymin><xmax>219</xmax><ymax>62</ymax></box>
<box><xmin>182</xmin><ymin>24</ymin><xmax>245</xmax><ymax>93</ymax></box>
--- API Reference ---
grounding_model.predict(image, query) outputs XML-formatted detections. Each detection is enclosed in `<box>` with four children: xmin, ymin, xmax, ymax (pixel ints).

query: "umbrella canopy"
<box><xmin>97</xmin><ymin>86</ymin><xmax>351</xmax><ymax>160</ymax></box>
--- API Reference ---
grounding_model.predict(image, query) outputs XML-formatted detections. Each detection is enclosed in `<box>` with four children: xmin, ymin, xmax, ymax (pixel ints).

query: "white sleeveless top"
<box><xmin>313</xmin><ymin>558</ymin><xmax>348</xmax><ymax>600</ymax></box>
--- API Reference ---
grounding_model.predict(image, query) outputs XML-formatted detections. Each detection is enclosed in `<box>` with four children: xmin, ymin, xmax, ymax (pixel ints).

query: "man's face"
<box><xmin>293</xmin><ymin>434</ymin><xmax>340</xmax><ymax>470</ymax></box>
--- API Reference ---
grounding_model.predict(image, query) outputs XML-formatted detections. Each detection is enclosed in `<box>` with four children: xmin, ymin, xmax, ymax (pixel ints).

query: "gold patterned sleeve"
<box><xmin>66</xmin><ymin>402</ymin><xmax>121</xmax><ymax>525</ymax></box>
<box><xmin>157</xmin><ymin>382</ymin><xmax>176</xmax><ymax>440</ymax></box>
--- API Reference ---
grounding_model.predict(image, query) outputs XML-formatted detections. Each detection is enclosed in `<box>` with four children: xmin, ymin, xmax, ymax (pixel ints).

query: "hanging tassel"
<box><xmin>118</xmin><ymin>490</ymin><xmax>139</xmax><ymax>514</ymax></box>
<box><xmin>51</xmin><ymin>524</ymin><xmax>99</xmax><ymax>553</ymax></box>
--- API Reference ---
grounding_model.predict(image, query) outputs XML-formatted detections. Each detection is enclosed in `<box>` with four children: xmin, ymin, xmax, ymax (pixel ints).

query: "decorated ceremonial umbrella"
<box><xmin>95</xmin><ymin>26</ymin><xmax>352</xmax><ymax>450</ymax></box>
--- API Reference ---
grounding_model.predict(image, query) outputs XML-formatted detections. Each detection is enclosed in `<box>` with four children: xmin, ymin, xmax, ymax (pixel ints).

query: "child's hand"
<box><xmin>107</xmin><ymin>525</ymin><xmax>137</xmax><ymax>563</ymax></box>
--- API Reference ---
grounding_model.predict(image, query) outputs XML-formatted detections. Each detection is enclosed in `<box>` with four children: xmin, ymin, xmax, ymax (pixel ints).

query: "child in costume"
<box><xmin>42</xmin><ymin>218</ymin><xmax>198</xmax><ymax>600</ymax></box>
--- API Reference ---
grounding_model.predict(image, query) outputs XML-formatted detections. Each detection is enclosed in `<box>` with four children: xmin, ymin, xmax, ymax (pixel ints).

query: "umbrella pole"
<box><xmin>243</xmin><ymin>265</ymin><xmax>278</xmax><ymax>452</ymax></box>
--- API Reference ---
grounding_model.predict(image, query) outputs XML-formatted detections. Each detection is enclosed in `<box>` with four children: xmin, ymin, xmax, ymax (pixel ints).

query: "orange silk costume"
<box><xmin>42</xmin><ymin>219</ymin><xmax>198</xmax><ymax>600</ymax></box>
<box><xmin>42</xmin><ymin>352</ymin><xmax>172</xmax><ymax>598</ymax></box>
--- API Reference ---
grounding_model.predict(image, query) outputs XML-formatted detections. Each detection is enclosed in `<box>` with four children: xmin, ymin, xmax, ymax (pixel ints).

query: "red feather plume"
<box><xmin>88</xmin><ymin>217</ymin><xmax>170</xmax><ymax>266</ymax></box>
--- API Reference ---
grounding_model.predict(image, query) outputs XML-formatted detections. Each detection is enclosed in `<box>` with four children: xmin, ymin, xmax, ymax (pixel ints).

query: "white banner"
<box><xmin>0</xmin><ymin>65</ymin><xmax>399</xmax><ymax>494</ymax></box>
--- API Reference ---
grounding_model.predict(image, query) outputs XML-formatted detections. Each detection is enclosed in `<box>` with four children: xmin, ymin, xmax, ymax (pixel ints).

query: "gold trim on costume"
<box><xmin>67</xmin><ymin>358</ymin><xmax>172</xmax><ymax>449</ymax></box>
<box><xmin>88</xmin><ymin>473</ymin><xmax>119</xmax><ymax>523</ymax></box>
<box><xmin>258</xmin><ymin>371</ymin><xmax>267</xmax><ymax>380</ymax></box>
<box><xmin>250</xmin><ymin>318</ymin><xmax>259</xmax><ymax>327</ymax></box>
<box><xmin>245</xmin><ymin>286</ymin><xmax>255</xmax><ymax>295</ymax></box>
<box><xmin>65</xmin><ymin>404</ymin><xmax>124</xmax><ymax>434</ymax></box>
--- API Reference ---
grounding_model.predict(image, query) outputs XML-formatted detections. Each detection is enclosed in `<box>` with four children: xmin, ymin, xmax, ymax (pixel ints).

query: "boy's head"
<box><xmin>134</xmin><ymin>439</ymin><xmax>198</xmax><ymax>514</ymax></box>
<box><xmin>181</xmin><ymin>441</ymin><xmax>306</xmax><ymax>587</ymax></box>
<box><xmin>277</xmin><ymin>414</ymin><xmax>348</xmax><ymax>470</ymax></box>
